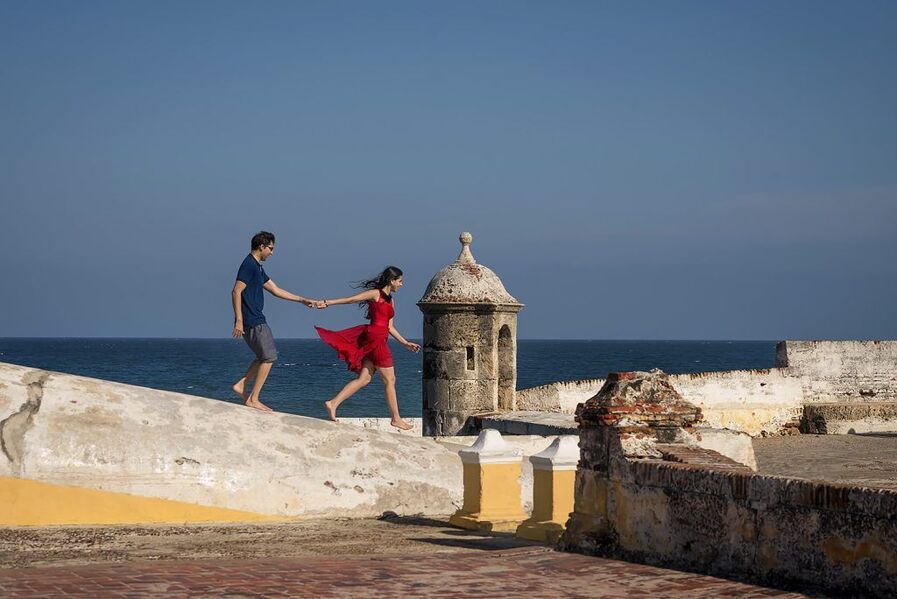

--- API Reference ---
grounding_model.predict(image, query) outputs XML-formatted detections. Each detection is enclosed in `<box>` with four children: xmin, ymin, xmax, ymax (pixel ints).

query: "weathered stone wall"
<box><xmin>776</xmin><ymin>340</ymin><xmax>897</xmax><ymax>403</ymax></box>
<box><xmin>0</xmin><ymin>362</ymin><xmax>462</xmax><ymax>519</ymax></box>
<box><xmin>517</xmin><ymin>379</ymin><xmax>604</xmax><ymax>413</ymax></box>
<box><xmin>668</xmin><ymin>370</ymin><xmax>803</xmax><ymax>435</ymax></box>
<box><xmin>560</xmin><ymin>369</ymin><xmax>897</xmax><ymax>596</ymax></box>
<box><xmin>519</xmin><ymin>340</ymin><xmax>897</xmax><ymax>435</ymax></box>
<box><xmin>422</xmin><ymin>307</ymin><xmax>520</xmax><ymax>435</ymax></box>
<box><xmin>563</xmin><ymin>458</ymin><xmax>897</xmax><ymax>596</ymax></box>
<box><xmin>518</xmin><ymin>370</ymin><xmax>803</xmax><ymax>436</ymax></box>
<box><xmin>422</xmin><ymin>308</ymin><xmax>499</xmax><ymax>435</ymax></box>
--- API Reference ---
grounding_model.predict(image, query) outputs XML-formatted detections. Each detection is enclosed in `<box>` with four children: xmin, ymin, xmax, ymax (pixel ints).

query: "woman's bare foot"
<box><xmin>390</xmin><ymin>419</ymin><xmax>413</xmax><ymax>431</ymax></box>
<box><xmin>245</xmin><ymin>397</ymin><xmax>273</xmax><ymax>412</ymax></box>
<box><xmin>324</xmin><ymin>400</ymin><xmax>338</xmax><ymax>421</ymax></box>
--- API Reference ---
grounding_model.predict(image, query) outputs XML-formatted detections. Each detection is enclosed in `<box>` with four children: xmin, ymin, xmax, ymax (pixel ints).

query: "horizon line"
<box><xmin>1</xmin><ymin>336</ymin><xmax>796</xmax><ymax>342</ymax></box>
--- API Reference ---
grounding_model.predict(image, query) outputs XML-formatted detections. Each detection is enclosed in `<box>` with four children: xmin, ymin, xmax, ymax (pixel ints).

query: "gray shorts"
<box><xmin>243</xmin><ymin>323</ymin><xmax>278</xmax><ymax>363</ymax></box>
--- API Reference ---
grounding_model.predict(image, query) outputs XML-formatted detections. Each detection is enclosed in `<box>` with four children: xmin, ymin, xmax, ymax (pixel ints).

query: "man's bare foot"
<box><xmin>390</xmin><ymin>419</ymin><xmax>414</xmax><ymax>431</ymax></box>
<box><xmin>245</xmin><ymin>398</ymin><xmax>273</xmax><ymax>412</ymax></box>
<box><xmin>324</xmin><ymin>400</ymin><xmax>338</xmax><ymax>422</ymax></box>
<box><xmin>232</xmin><ymin>381</ymin><xmax>249</xmax><ymax>402</ymax></box>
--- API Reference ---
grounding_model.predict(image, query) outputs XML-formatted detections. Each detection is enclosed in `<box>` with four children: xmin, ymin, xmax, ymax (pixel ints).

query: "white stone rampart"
<box><xmin>669</xmin><ymin>369</ymin><xmax>804</xmax><ymax>435</ymax></box>
<box><xmin>776</xmin><ymin>340</ymin><xmax>897</xmax><ymax>403</ymax></box>
<box><xmin>518</xmin><ymin>370</ymin><xmax>803</xmax><ymax>436</ymax></box>
<box><xmin>339</xmin><ymin>418</ymin><xmax>423</xmax><ymax>435</ymax></box>
<box><xmin>0</xmin><ymin>362</ymin><xmax>462</xmax><ymax>518</ymax></box>
<box><xmin>517</xmin><ymin>341</ymin><xmax>897</xmax><ymax>436</ymax></box>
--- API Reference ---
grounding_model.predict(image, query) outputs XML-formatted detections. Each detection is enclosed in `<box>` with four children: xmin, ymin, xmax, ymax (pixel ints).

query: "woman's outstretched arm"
<box><xmin>317</xmin><ymin>289</ymin><xmax>379</xmax><ymax>308</ymax></box>
<box><xmin>389</xmin><ymin>317</ymin><xmax>421</xmax><ymax>352</ymax></box>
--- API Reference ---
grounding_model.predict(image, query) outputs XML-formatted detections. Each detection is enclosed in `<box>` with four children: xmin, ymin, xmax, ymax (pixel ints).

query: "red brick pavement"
<box><xmin>0</xmin><ymin>546</ymin><xmax>821</xmax><ymax>598</ymax></box>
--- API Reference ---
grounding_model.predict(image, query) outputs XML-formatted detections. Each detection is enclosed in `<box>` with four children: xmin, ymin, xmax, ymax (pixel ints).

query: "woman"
<box><xmin>314</xmin><ymin>266</ymin><xmax>420</xmax><ymax>430</ymax></box>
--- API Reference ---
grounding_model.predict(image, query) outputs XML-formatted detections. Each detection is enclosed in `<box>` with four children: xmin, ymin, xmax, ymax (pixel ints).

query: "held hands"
<box><xmin>314</xmin><ymin>300</ymin><xmax>329</xmax><ymax>310</ymax></box>
<box><xmin>404</xmin><ymin>341</ymin><xmax>421</xmax><ymax>353</ymax></box>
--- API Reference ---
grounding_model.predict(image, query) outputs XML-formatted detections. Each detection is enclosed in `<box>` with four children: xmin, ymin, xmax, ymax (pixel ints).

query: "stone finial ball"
<box><xmin>460</xmin><ymin>232</ymin><xmax>473</xmax><ymax>245</ymax></box>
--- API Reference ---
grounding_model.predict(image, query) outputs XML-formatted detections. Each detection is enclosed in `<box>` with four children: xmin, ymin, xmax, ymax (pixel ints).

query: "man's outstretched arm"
<box><xmin>264</xmin><ymin>279</ymin><xmax>316</xmax><ymax>307</ymax></box>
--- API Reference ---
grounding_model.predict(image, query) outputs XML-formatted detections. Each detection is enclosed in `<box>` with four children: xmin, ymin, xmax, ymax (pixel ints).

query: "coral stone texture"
<box><xmin>575</xmin><ymin>370</ymin><xmax>703</xmax><ymax>430</ymax></box>
<box><xmin>560</xmin><ymin>369</ymin><xmax>897</xmax><ymax>597</ymax></box>
<box><xmin>418</xmin><ymin>233</ymin><xmax>523</xmax><ymax>436</ymax></box>
<box><xmin>0</xmin><ymin>362</ymin><xmax>462</xmax><ymax>520</ymax></box>
<box><xmin>418</xmin><ymin>232</ymin><xmax>522</xmax><ymax>307</ymax></box>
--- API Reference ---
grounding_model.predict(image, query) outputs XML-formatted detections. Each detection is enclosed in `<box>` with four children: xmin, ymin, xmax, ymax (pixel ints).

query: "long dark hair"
<box><xmin>355</xmin><ymin>266</ymin><xmax>402</xmax><ymax>318</ymax></box>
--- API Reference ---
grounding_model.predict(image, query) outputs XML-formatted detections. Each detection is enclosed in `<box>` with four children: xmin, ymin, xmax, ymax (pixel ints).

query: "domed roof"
<box><xmin>418</xmin><ymin>233</ymin><xmax>522</xmax><ymax>307</ymax></box>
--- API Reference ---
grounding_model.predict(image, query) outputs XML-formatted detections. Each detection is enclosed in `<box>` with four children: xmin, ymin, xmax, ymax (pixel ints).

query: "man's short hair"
<box><xmin>251</xmin><ymin>231</ymin><xmax>275</xmax><ymax>250</ymax></box>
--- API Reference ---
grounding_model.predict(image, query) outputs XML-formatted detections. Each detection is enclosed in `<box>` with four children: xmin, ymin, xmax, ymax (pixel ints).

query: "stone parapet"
<box><xmin>575</xmin><ymin>370</ymin><xmax>702</xmax><ymax>430</ymax></box>
<box><xmin>450</xmin><ymin>430</ymin><xmax>526</xmax><ymax>532</ymax></box>
<box><xmin>518</xmin><ymin>340</ymin><xmax>897</xmax><ymax>437</ymax></box>
<box><xmin>473</xmin><ymin>411</ymin><xmax>578</xmax><ymax>436</ymax></box>
<box><xmin>559</xmin><ymin>368</ymin><xmax>897</xmax><ymax>596</ymax></box>
<box><xmin>518</xmin><ymin>368</ymin><xmax>804</xmax><ymax>436</ymax></box>
<box><xmin>777</xmin><ymin>340</ymin><xmax>897</xmax><ymax>403</ymax></box>
<box><xmin>0</xmin><ymin>362</ymin><xmax>462</xmax><ymax>520</ymax></box>
<box><xmin>517</xmin><ymin>435</ymin><xmax>579</xmax><ymax>543</ymax></box>
<box><xmin>800</xmin><ymin>402</ymin><xmax>897</xmax><ymax>434</ymax></box>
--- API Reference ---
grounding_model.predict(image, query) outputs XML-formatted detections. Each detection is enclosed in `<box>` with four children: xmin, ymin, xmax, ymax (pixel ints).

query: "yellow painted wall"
<box><xmin>0</xmin><ymin>476</ymin><xmax>285</xmax><ymax>526</ymax></box>
<box><xmin>451</xmin><ymin>462</ymin><xmax>525</xmax><ymax>531</ymax></box>
<box><xmin>457</xmin><ymin>463</ymin><xmax>524</xmax><ymax>518</ymax></box>
<box><xmin>530</xmin><ymin>469</ymin><xmax>575</xmax><ymax>522</ymax></box>
<box><xmin>517</xmin><ymin>469</ymin><xmax>576</xmax><ymax>543</ymax></box>
<box><xmin>701</xmin><ymin>408</ymin><xmax>797</xmax><ymax>436</ymax></box>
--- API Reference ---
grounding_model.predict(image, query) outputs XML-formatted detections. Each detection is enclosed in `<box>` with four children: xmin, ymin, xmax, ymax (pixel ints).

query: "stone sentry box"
<box><xmin>417</xmin><ymin>233</ymin><xmax>523</xmax><ymax>436</ymax></box>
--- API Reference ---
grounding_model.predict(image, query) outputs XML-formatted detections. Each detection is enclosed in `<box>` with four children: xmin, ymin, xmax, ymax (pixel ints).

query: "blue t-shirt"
<box><xmin>236</xmin><ymin>254</ymin><xmax>270</xmax><ymax>328</ymax></box>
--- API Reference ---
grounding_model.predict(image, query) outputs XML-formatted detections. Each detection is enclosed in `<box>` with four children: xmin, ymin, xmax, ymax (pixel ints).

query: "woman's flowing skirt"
<box><xmin>315</xmin><ymin>324</ymin><xmax>393</xmax><ymax>372</ymax></box>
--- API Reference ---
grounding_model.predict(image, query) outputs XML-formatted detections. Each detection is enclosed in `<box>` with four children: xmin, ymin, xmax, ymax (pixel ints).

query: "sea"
<box><xmin>0</xmin><ymin>339</ymin><xmax>776</xmax><ymax>419</ymax></box>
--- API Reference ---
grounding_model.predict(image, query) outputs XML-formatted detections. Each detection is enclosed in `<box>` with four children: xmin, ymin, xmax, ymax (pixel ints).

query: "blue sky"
<box><xmin>2</xmin><ymin>1</ymin><xmax>895</xmax><ymax>339</ymax></box>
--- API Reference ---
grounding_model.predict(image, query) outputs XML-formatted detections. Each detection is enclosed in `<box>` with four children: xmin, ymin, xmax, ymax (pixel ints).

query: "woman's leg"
<box><xmin>378</xmin><ymin>367</ymin><xmax>413</xmax><ymax>430</ymax></box>
<box><xmin>324</xmin><ymin>360</ymin><xmax>375</xmax><ymax>421</ymax></box>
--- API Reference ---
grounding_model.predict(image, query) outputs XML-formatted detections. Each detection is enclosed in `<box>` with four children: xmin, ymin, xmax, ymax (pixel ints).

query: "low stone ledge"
<box><xmin>625</xmin><ymin>459</ymin><xmax>897</xmax><ymax>520</ymax></box>
<box><xmin>567</xmin><ymin>458</ymin><xmax>897</xmax><ymax>594</ymax></box>
<box><xmin>654</xmin><ymin>444</ymin><xmax>753</xmax><ymax>473</ymax></box>
<box><xmin>560</xmin><ymin>368</ymin><xmax>897</xmax><ymax>596</ymax></box>
<box><xmin>801</xmin><ymin>402</ymin><xmax>897</xmax><ymax>434</ymax></box>
<box><xmin>473</xmin><ymin>411</ymin><xmax>578</xmax><ymax>436</ymax></box>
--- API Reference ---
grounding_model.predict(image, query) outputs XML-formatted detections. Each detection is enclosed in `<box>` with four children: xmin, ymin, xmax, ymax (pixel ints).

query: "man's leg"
<box><xmin>232</xmin><ymin>360</ymin><xmax>260</xmax><ymax>401</ymax></box>
<box><xmin>242</xmin><ymin>323</ymin><xmax>277</xmax><ymax>412</ymax></box>
<box><xmin>246</xmin><ymin>360</ymin><xmax>274</xmax><ymax>411</ymax></box>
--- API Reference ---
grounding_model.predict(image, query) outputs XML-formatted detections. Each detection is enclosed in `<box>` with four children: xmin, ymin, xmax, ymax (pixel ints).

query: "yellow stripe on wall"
<box><xmin>0</xmin><ymin>476</ymin><xmax>285</xmax><ymax>526</ymax></box>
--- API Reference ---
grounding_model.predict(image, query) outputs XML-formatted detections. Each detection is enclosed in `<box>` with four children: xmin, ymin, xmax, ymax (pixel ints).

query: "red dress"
<box><xmin>315</xmin><ymin>291</ymin><xmax>395</xmax><ymax>373</ymax></box>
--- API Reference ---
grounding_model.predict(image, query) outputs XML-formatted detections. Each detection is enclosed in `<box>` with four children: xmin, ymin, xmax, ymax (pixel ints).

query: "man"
<box><xmin>231</xmin><ymin>231</ymin><xmax>316</xmax><ymax>412</ymax></box>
